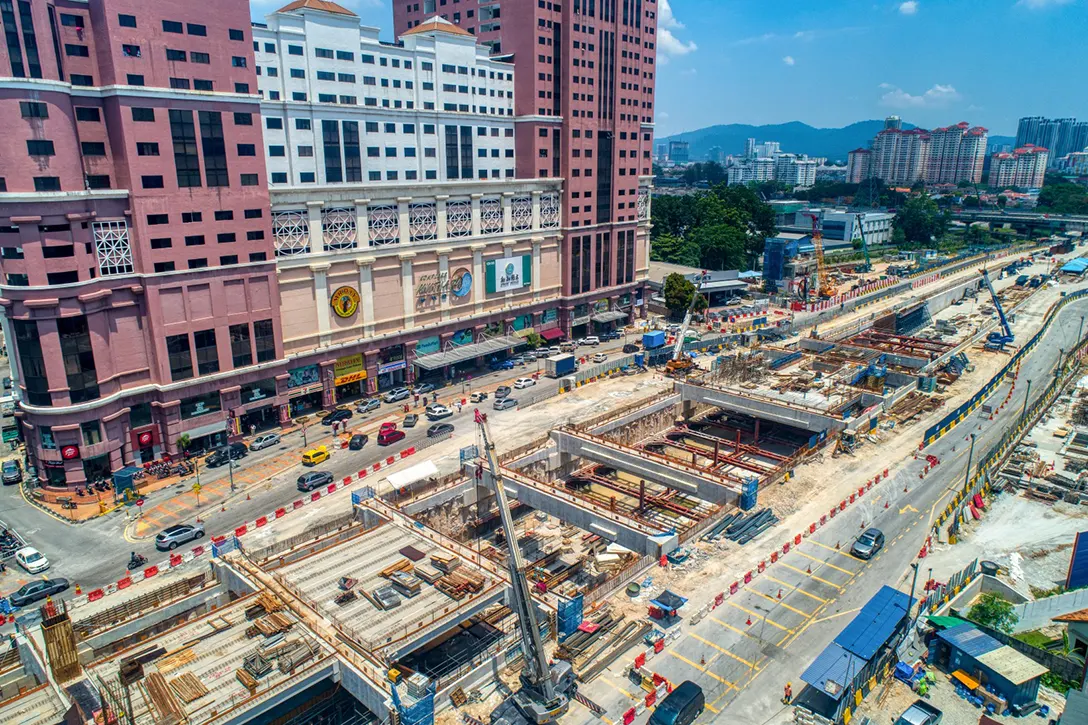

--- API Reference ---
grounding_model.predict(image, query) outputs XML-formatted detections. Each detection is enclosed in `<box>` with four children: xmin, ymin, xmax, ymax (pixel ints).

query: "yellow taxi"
<box><xmin>301</xmin><ymin>445</ymin><xmax>330</xmax><ymax>466</ymax></box>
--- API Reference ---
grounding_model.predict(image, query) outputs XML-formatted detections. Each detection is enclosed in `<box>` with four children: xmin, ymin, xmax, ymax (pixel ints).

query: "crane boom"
<box><xmin>804</xmin><ymin>213</ymin><xmax>835</xmax><ymax>298</ymax></box>
<box><xmin>854</xmin><ymin>213</ymin><xmax>872</xmax><ymax>272</ymax></box>
<box><xmin>980</xmin><ymin>269</ymin><xmax>1014</xmax><ymax>347</ymax></box>
<box><xmin>671</xmin><ymin>274</ymin><xmax>706</xmax><ymax>362</ymax></box>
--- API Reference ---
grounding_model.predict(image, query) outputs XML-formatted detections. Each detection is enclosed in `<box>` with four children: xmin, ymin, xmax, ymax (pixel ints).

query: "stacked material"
<box><xmin>413</xmin><ymin>563</ymin><xmax>443</xmax><ymax>583</ymax></box>
<box><xmin>406</xmin><ymin>672</ymin><xmax>431</xmax><ymax>698</ymax></box>
<box><xmin>145</xmin><ymin>671</ymin><xmax>185</xmax><ymax>723</ymax></box>
<box><xmin>369</xmin><ymin>585</ymin><xmax>402</xmax><ymax>610</ymax></box>
<box><xmin>436</xmin><ymin>569</ymin><xmax>486</xmax><ymax>601</ymax></box>
<box><xmin>389</xmin><ymin>571</ymin><xmax>422</xmax><ymax>598</ymax></box>
<box><xmin>431</xmin><ymin>552</ymin><xmax>461</xmax><ymax>573</ymax></box>
<box><xmin>168</xmin><ymin>672</ymin><xmax>208</xmax><ymax>704</ymax></box>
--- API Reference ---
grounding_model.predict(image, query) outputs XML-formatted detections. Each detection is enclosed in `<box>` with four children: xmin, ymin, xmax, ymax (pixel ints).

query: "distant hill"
<box><xmin>658</xmin><ymin>120</ymin><xmax>909</xmax><ymax>163</ymax></box>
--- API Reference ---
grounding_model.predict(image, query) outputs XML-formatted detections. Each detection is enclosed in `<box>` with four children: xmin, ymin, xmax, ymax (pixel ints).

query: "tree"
<box><xmin>997</xmin><ymin>195</ymin><xmax>1007</xmax><ymax>209</ymax></box>
<box><xmin>663</xmin><ymin>273</ymin><xmax>707</xmax><ymax>317</ymax></box>
<box><xmin>963</xmin><ymin>196</ymin><xmax>981</xmax><ymax>209</ymax></box>
<box><xmin>524</xmin><ymin>332</ymin><xmax>545</xmax><ymax>349</ymax></box>
<box><xmin>650</xmin><ymin>232</ymin><xmax>700</xmax><ymax>267</ymax></box>
<box><xmin>176</xmin><ymin>434</ymin><xmax>191</xmax><ymax>454</ymax></box>
<box><xmin>895</xmin><ymin>194</ymin><xmax>948</xmax><ymax>247</ymax></box>
<box><xmin>968</xmin><ymin>592</ymin><xmax>1019</xmax><ymax>634</ymax></box>
<box><xmin>1037</xmin><ymin>176</ymin><xmax>1088</xmax><ymax>215</ymax></box>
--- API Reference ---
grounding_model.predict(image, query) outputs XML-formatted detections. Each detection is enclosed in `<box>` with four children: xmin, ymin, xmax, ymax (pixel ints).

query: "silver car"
<box><xmin>493</xmin><ymin>398</ymin><xmax>518</xmax><ymax>411</ymax></box>
<box><xmin>155</xmin><ymin>523</ymin><xmax>205</xmax><ymax>551</ymax></box>
<box><xmin>249</xmin><ymin>432</ymin><xmax>281</xmax><ymax>451</ymax></box>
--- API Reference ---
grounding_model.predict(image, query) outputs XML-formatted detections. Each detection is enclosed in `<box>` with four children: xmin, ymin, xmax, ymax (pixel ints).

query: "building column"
<box><xmin>356</xmin><ymin>257</ymin><xmax>376</xmax><ymax>337</ymax></box>
<box><xmin>0</xmin><ymin>307</ymin><xmax>19</xmax><ymax>400</ymax></box>
<box><xmin>311</xmin><ymin>264</ymin><xmax>331</xmax><ymax>346</ymax></box>
<box><xmin>435</xmin><ymin>195</ymin><xmax>449</xmax><ymax>239</ymax></box>
<box><xmin>531</xmin><ymin>191</ymin><xmax>542</xmax><ymax>230</ymax></box>
<box><xmin>400</xmin><ymin>252</ymin><xmax>416</xmax><ymax>329</ymax></box>
<box><xmin>531</xmin><ymin>237</ymin><xmax>543</xmax><ymax>302</ymax></box>
<box><xmin>502</xmin><ymin>239</ymin><xmax>515</xmax><ymax>305</ymax></box>
<box><xmin>306</xmin><ymin>201</ymin><xmax>325</xmax><ymax>253</ymax></box>
<box><xmin>472</xmin><ymin>243</ymin><xmax>485</xmax><ymax>315</ymax></box>
<box><xmin>397</xmin><ymin>196</ymin><xmax>411</xmax><ymax>246</ymax></box>
<box><xmin>470</xmin><ymin>194</ymin><xmax>483</xmax><ymax>237</ymax></box>
<box><xmin>404</xmin><ymin>340</ymin><xmax>418</xmax><ymax>385</ymax></box>
<box><xmin>320</xmin><ymin>361</ymin><xmax>336</xmax><ymax>409</ymax></box>
<box><xmin>354</xmin><ymin>198</ymin><xmax>370</xmax><ymax>248</ymax></box>
<box><xmin>438</xmin><ymin>248</ymin><xmax>452</xmax><ymax>322</ymax></box>
<box><xmin>364</xmin><ymin>351</ymin><xmax>379</xmax><ymax>395</ymax></box>
<box><xmin>501</xmin><ymin>192</ymin><xmax>514</xmax><ymax>234</ymax></box>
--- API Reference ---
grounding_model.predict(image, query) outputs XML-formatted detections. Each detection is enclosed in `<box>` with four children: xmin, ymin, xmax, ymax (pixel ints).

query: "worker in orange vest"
<box><xmin>782</xmin><ymin>682</ymin><xmax>792</xmax><ymax>704</ymax></box>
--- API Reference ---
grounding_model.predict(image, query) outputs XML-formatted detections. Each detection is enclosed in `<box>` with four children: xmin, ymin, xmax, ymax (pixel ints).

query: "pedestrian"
<box><xmin>414</xmin><ymin>393</ymin><xmax>420</xmax><ymax>405</ymax></box>
<box><xmin>249</xmin><ymin>424</ymin><xmax>256</xmax><ymax>438</ymax></box>
<box><xmin>456</xmin><ymin>401</ymin><xmax>462</xmax><ymax>413</ymax></box>
<box><xmin>782</xmin><ymin>682</ymin><xmax>792</xmax><ymax>705</ymax></box>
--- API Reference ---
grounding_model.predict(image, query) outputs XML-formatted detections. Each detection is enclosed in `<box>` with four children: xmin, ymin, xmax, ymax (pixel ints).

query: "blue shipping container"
<box><xmin>643</xmin><ymin>330</ymin><xmax>666</xmax><ymax>349</ymax></box>
<box><xmin>634</xmin><ymin>353</ymin><xmax>645</xmax><ymax>367</ymax></box>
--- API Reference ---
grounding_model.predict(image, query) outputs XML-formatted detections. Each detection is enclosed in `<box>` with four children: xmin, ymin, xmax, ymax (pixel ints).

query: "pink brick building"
<box><xmin>0</xmin><ymin>0</ymin><xmax>283</xmax><ymax>486</ymax></box>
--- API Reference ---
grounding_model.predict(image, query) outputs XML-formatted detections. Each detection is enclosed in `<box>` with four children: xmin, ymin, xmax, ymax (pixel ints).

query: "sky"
<box><xmin>249</xmin><ymin>0</ymin><xmax>1087</xmax><ymax>138</ymax></box>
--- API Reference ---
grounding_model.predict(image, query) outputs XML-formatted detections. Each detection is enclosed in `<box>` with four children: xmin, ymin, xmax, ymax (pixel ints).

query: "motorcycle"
<box><xmin>127</xmin><ymin>554</ymin><xmax>147</xmax><ymax>571</ymax></box>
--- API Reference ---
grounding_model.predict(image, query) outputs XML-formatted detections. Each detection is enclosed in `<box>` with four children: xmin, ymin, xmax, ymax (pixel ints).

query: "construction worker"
<box><xmin>782</xmin><ymin>682</ymin><xmax>792</xmax><ymax>705</ymax></box>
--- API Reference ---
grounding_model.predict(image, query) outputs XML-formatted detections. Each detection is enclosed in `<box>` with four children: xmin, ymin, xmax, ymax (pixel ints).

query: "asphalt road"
<box><xmin>572</xmin><ymin>282</ymin><xmax>1088</xmax><ymax>725</ymax></box>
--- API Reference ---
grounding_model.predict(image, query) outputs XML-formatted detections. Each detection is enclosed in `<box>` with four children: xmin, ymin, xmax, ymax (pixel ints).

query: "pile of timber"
<box><xmin>145</xmin><ymin>671</ymin><xmax>185</xmax><ymax>723</ymax></box>
<box><xmin>435</xmin><ymin>569</ymin><xmax>485</xmax><ymax>601</ymax></box>
<box><xmin>168</xmin><ymin>672</ymin><xmax>208</xmax><ymax>704</ymax></box>
<box><xmin>247</xmin><ymin>612</ymin><xmax>294</xmax><ymax>638</ymax></box>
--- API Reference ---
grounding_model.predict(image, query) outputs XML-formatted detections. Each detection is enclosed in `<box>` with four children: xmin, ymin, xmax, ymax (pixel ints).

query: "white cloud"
<box><xmin>879</xmin><ymin>83</ymin><xmax>961</xmax><ymax>109</ymax></box>
<box><xmin>1016</xmin><ymin>0</ymin><xmax>1073</xmax><ymax>8</ymax></box>
<box><xmin>679</xmin><ymin>68</ymin><xmax>698</xmax><ymax>76</ymax></box>
<box><xmin>657</xmin><ymin>0</ymin><xmax>697</xmax><ymax>58</ymax></box>
<box><xmin>659</xmin><ymin>0</ymin><xmax>684</xmax><ymax>29</ymax></box>
<box><xmin>898</xmin><ymin>1</ymin><xmax>919</xmax><ymax>15</ymax></box>
<box><xmin>782</xmin><ymin>55</ymin><xmax>795</xmax><ymax>66</ymax></box>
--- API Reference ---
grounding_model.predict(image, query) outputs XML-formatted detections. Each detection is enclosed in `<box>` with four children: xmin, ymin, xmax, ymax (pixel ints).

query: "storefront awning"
<box><xmin>413</xmin><ymin>335</ymin><xmax>524</xmax><ymax>370</ymax></box>
<box><xmin>592</xmin><ymin>310</ymin><xmax>629</xmax><ymax>324</ymax></box>
<box><xmin>539</xmin><ymin>327</ymin><xmax>565</xmax><ymax>341</ymax></box>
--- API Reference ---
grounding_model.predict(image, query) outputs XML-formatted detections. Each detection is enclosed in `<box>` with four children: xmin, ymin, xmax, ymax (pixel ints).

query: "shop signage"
<box><xmin>378</xmin><ymin>360</ymin><xmax>407</xmax><ymax>375</ymax></box>
<box><xmin>485</xmin><ymin>256</ymin><xmax>531</xmax><ymax>294</ymax></box>
<box><xmin>334</xmin><ymin>353</ymin><xmax>367</xmax><ymax>386</ymax></box>
<box><xmin>330</xmin><ymin>286</ymin><xmax>360</xmax><ymax>318</ymax></box>
<box><xmin>451</xmin><ymin>268</ymin><xmax>472</xmax><ymax>298</ymax></box>
<box><xmin>452</xmin><ymin>329</ymin><xmax>474</xmax><ymax>347</ymax></box>
<box><xmin>240</xmin><ymin>378</ymin><xmax>277</xmax><ymax>405</ymax></box>
<box><xmin>543</xmin><ymin>308</ymin><xmax>558</xmax><ymax>323</ymax></box>
<box><xmin>180</xmin><ymin>391</ymin><xmax>222</xmax><ymax>420</ymax></box>
<box><xmin>133</xmin><ymin>429</ymin><xmax>158</xmax><ymax>448</ymax></box>
<box><xmin>416</xmin><ymin>335</ymin><xmax>441</xmax><ymax>356</ymax></box>
<box><xmin>61</xmin><ymin>445</ymin><xmax>80</xmax><ymax>460</ymax></box>
<box><xmin>416</xmin><ymin>268</ymin><xmax>473</xmax><ymax>301</ymax></box>
<box><xmin>288</xmin><ymin>364</ymin><xmax>320</xmax><ymax>388</ymax></box>
<box><xmin>289</xmin><ymin>382</ymin><xmax>323</xmax><ymax>397</ymax></box>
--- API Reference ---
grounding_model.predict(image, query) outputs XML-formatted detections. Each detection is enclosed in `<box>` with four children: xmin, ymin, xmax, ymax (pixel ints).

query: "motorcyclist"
<box><xmin>129</xmin><ymin>551</ymin><xmax>144</xmax><ymax>567</ymax></box>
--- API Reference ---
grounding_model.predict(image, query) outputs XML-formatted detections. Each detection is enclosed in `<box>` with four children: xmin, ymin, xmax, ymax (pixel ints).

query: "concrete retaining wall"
<box><xmin>1012</xmin><ymin>588</ymin><xmax>1088</xmax><ymax>633</ymax></box>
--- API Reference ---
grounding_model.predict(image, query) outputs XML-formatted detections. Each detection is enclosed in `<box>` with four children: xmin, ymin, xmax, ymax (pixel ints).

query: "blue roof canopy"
<box><xmin>800</xmin><ymin>642</ymin><xmax>866</xmax><ymax>701</ymax></box>
<box><xmin>935</xmin><ymin>622</ymin><xmax>1002</xmax><ymax>658</ymax></box>
<box><xmin>1061</xmin><ymin>258</ymin><xmax>1088</xmax><ymax>274</ymax></box>
<box><xmin>832</xmin><ymin>586</ymin><xmax>911</xmax><ymax>661</ymax></box>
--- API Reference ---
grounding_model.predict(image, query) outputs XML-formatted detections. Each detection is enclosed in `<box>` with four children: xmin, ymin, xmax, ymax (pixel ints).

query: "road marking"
<box><xmin>599</xmin><ymin>676</ymin><xmax>639</xmax><ymax>701</ymax></box>
<box><xmin>794</xmin><ymin>549</ymin><xmax>855</xmax><ymax>575</ymax></box>
<box><xmin>811</xmin><ymin>607</ymin><xmax>863</xmax><ymax>624</ymax></box>
<box><xmin>748</xmin><ymin>588</ymin><xmax>812</xmax><ymax>618</ymax></box>
<box><xmin>724</xmin><ymin>601</ymin><xmax>793</xmax><ymax>633</ymax></box>
<box><xmin>688</xmin><ymin>632</ymin><xmax>756</xmax><ymax>668</ymax></box>
<box><xmin>899</xmin><ymin>504</ymin><xmax>919</xmax><ymax>514</ymax></box>
<box><xmin>806</xmin><ymin>539</ymin><xmax>861</xmax><ymax>561</ymax></box>
<box><xmin>666</xmin><ymin>651</ymin><xmax>737</xmax><ymax>690</ymax></box>
<box><xmin>762</xmin><ymin>575</ymin><xmax>828</xmax><ymax>603</ymax></box>
<box><xmin>779</xmin><ymin>562</ymin><xmax>844</xmax><ymax>591</ymax></box>
<box><xmin>708</xmin><ymin>615</ymin><xmax>761</xmax><ymax>641</ymax></box>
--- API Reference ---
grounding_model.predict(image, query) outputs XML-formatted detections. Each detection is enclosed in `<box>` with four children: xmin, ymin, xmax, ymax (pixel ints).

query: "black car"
<box><xmin>600</xmin><ymin>331</ymin><xmax>622</xmax><ymax>341</ymax></box>
<box><xmin>297</xmin><ymin>471</ymin><xmax>333</xmax><ymax>492</ymax></box>
<box><xmin>349</xmin><ymin>433</ymin><xmax>369</xmax><ymax>450</ymax></box>
<box><xmin>495</xmin><ymin>385</ymin><xmax>512</xmax><ymax>399</ymax></box>
<box><xmin>205</xmin><ymin>442</ymin><xmax>248</xmax><ymax>468</ymax></box>
<box><xmin>321</xmin><ymin>409</ymin><xmax>353</xmax><ymax>426</ymax></box>
<box><xmin>427</xmin><ymin>423</ymin><xmax>455</xmax><ymax>438</ymax></box>
<box><xmin>9</xmin><ymin>578</ymin><xmax>69</xmax><ymax>608</ymax></box>
<box><xmin>623</xmin><ymin>343</ymin><xmax>640</xmax><ymax>354</ymax></box>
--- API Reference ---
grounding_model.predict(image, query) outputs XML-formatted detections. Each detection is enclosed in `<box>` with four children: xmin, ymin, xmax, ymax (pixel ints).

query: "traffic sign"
<box><xmin>192</xmin><ymin>483</ymin><xmax>201</xmax><ymax>494</ymax></box>
<box><xmin>136</xmin><ymin>498</ymin><xmax>145</xmax><ymax>508</ymax></box>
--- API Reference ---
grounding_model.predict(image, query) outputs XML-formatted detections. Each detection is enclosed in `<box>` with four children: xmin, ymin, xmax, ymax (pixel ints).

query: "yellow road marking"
<box><xmin>794</xmin><ymin>549</ymin><xmax>855</xmax><ymax>575</ymax></box>
<box><xmin>748</xmin><ymin>588</ymin><xmax>812</xmax><ymax>618</ymax></box>
<box><xmin>899</xmin><ymin>504</ymin><xmax>919</xmax><ymax>514</ymax></box>
<box><xmin>599</xmin><ymin>676</ymin><xmax>639</xmax><ymax>701</ymax></box>
<box><xmin>762</xmin><ymin>575</ymin><xmax>828</xmax><ymax>604</ymax></box>
<box><xmin>811</xmin><ymin>607</ymin><xmax>863</xmax><ymax>624</ymax></box>
<box><xmin>725</xmin><ymin>600</ymin><xmax>793</xmax><ymax>633</ymax></box>
<box><xmin>666</xmin><ymin>651</ymin><xmax>737</xmax><ymax>690</ymax></box>
<box><xmin>688</xmin><ymin>632</ymin><xmax>756</xmax><ymax>668</ymax></box>
<box><xmin>779</xmin><ymin>562</ymin><xmax>844</xmax><ymax>591</ymax></box>
<box><xmin>708</xmin><ymin>615</ymin><xmax>760</xmax><ymax>641</ymax></box>
<box><xmin>806</xmin><ymin>538</ymin><xmax>860</xmax><ymax>561</ymax></box>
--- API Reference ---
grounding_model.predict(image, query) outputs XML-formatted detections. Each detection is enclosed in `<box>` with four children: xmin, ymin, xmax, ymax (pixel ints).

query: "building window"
<box><xmin>237</xmin><ymin>143</ymin><xmax>256</xmax><ymax>156</ymax></box>
<box><xmin>136</xmin><ymin>142</ymin><xmax>159</xmax><ymax>156</ymax></box>
<box><xmin>217</xmin><ymin>232</ymin><xmax>236</xmax><ymax>243</ymax></box>
<box><xmin>64</xmin><ymin>43</ymin><xmax>88</xmax><ymax>57</ymax></box>
<box><xmin>234</xmin><ymin>112</ymin><xmax>253</xmax><ymax>126</ymax></box>
<box><xmin>343</xmin><ymin>121</ymin><xmax>361</xmax><ymax>182</ymax></box>
<box><xmin>58</xmin><ymin>316</ymin><xmax>99</xmax><ymax>403</ymax></box>
<box><xmin>75</xmin><ymin>107</ymin><xmax>100</xmax><ymax>122</ymax></box>
<box><xmin>271</xmin><ymin>172</ymin><xmax>287</xmax><ymax>184</ymax></box>
<box><xmin>254</xmin><ymin>320</ymin><xmax>276</xmax><ymax>362</ymax></box>
<box><xmin>193</xmin><ymin>79</ymin><xmax>213</xmax><ymax>91</ymax></box>
<box><xmin>166</xmin><ymin>335</ymin><xmax>192</xmax><ymax>380</ymax></box>
<box><xmin>69</xmin><ymin>73</ymin><xmax>93</xmax><ymax>86</ymax></box>
<box><xmin>33</xmin><ymin>177</ymin><xmax>60</xmax><ymax>191</ymax></box>
<box><xmin>240</xmin><ymin>173</ymin><xmax>258</xmax><ymax>186</ymax></box>
<box><xmin>87</xmin><ymin>175</ymin><xmax>111</xmax><ymax>189</ymax></box>
<box><xmin>169</xmin><ymin>78</ymin><xmax>190</xmax><ymax>90</ymax></box>
<box><xmin>193</xmin><ymin>329</ymin><xmax>219</xmax><ymax>375</ymax></box>
<box><xmin>265</xmin><ymin>117</ymin><xmax>283</xmax><ymax>130</ymax></box>
<box><xmin>12</xmin><ymin>320</ymin><xmax>49</xmax><ymax>406</ymax></box>
<box><xmin>188</xmin><ymin>258</ymin><xmax>207</xmax><ymax>269</ymax></box>
<box><xmin>299</xmin><ymin>172</ymin><xmax>315</xmax><ymax>183</ymax></box>
<box><xmin>190</xmin><ymin>51</ymin><xmax>209</xmax><ymax>64</ymax></box>
<box><xmin>141</xmin><ymin>175</ymin><xmax>164</xmax><ymax>189</ymax></box>
<box><xmin>81</xmin><ymin>421</ymin><xmax>101</xmax><ymax>446</ymax></box>
<box><xmin>132</xmin><ymin>107</ymin><xmax>155</xmax><ymax>122</ymax></box>
<box><xmin>296</xmin><ymin>118</ymin><xmax>311</xmax><ymax>130</ymax></box>
<box><xmin>229</xmin><ymin>28</ymin><xmax>244</xmax><ymax>41</ymax></box>
<box><xmin>150</xmin><ymin>238</ymin><xmax>171</xmax><ymax>249</ymax></box>
<box><xmin>17</xmin><ymin>1</ymin><xmax>42</xmax><ymax>78</ymax></box>
<box><xmin>187</xmin><ymin>23</ymin><xmax>206</xmax><ymax>36</ymax></box>
<box><xmin>122</xmin><ymin>44</ymin><xmax>140</xmax><ymax>57</ymax></box>
<box><xmin>27</xmin><ymin>140</ymin><xmax>55</xmax><ymax>156</ymax></box>
<box><xmin>126</xmin><ymin>74</ymin><xmax>145</xmax><ymax>86</ymax></box>
<box><xmin>230</xmin><ymin>323</ymin><xmax>252</xmax><ymax>367</ymax></box>
<box><xmin>199</xmin><ymin>111</ymin><xmax>229</xmax><ymax>187</ymax></box>
<box><xmin>322</xmin><ymin>119</ymin><xmax>343</xmax><ymax>183</ymax></box>
<box><xmin>154</xmin><ymin>262</ymin><xmax>175</xmax><ymax>272</ymax></box>
<box><xmin>169</xmin><ymin>110</ymin><xmax>201</xmax><ymax>187</ymax></box>
<box><xmin>250</xmin><ymin>252</ymin><xmax>267</xmax><ymax>262</ymax></box>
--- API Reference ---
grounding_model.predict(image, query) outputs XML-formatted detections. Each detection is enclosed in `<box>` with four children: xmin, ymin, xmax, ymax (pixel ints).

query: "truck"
<box><xmin>643</xmin><ymin>330</ymin><xmax>666</xmax><ymax>350</ymax></box>
<box><xmin>894</xmin><ymin>700</ymin><xmax>942</xmax><ymax>725</ymax></box>
<box><xmin>545</xmin><ymin>354</ymin><xmax>576</xmax><ymax>378</ymax></box>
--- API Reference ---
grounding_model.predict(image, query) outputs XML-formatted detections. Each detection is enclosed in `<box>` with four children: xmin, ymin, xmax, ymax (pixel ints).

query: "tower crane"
<box><xmin>474</xmin><ymin>409</ymin><xmax>576</xmax><ymax>725</ymax></box>
<box><xmin>665</xmin><ymin>272</ymin><xmax>709</xmax><ymax>375</ymax></box>
<box><xmin>980</xmin><ymin>269</ymin><xmax>1015</xmax><ymax>351</ymax></box>
<box><xmin>803</xmin><ymin>212</ymin><xmax>836</xmax><ymax>299</ymax></box>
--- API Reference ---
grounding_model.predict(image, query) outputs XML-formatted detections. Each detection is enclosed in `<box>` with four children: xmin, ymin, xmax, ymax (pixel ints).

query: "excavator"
<box><xmin>664</xmin><ymin>273</ymin><xmax>708</xmax><ymax>376</ymax></box>
<box><xmin>804</xmin><ymin>212</ymin><xmax>836</xmax><ymax>300</ymax></box>
<box><xmin>475</xmin><ymin>410</ymin><xmax>578</xmax><ymax>725</ymax></box>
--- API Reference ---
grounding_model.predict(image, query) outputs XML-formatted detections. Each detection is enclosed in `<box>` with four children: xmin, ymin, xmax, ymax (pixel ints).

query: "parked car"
<box><xmin>851</xmin><ymin>528</ymin><xmax>885</xmax><ymax>559</ymax></box>
<box><xmin>301</xmin><ymin>445</ymin><xmax>330</xmax><ymax>466</ymax></box>
<box><xmin>489</xmin><ymin>359</ymin><xmax>514</xmax><ymax>371</ymax></box>
<box><xmin>469</xmin><ymin>391</ymin><xmax>489</xmax><ymax>403</ymax></box>
<box><xmin>546</xmin><ymin>346</ymin><xmax>562</xmax><ymax>355</ymax></box>
<box><xmin>426</xmin><ymin>404</ymin><xmax>453</xmax><ymax>421</ymax></box>
<box><xmin>349</xmin><ymin>434</ymin><xmax>369</xmax><ymax>450</ymax></box>
<box><xmin>592</xmin><ymin>352</ymin><xmax>609</xmax><ymax>363</ymax></box>
<box><xmin>495</xmin><ymin>385</ymin><xmax>512</xmax><ymax>399</ymax></box>
<box><xmin>1</xmin><ymin>377</ymin><xmax>10</xmax><ymax>390</ymax></box>
<box><xmin>297</xmin><ymin>471</ymin><xmax>333</xmax><ymax>492</ymax></box>
<box><xmin>321</xmin><ymin>409</ymin><xmax>353</xmax><ymax>426</ymax></box>
<box><xmin>205</xmin><ymin>442</ymin><xmax>248</xmax><ymax>468</ymax></box>
<box><xmin>155</xmin><ymin>523</ymin><xmax>205</xmax><ymax>551</ymax></box>
<box><xmin>378</xmin><ymin>429</ymin><xmax>406</xmax><ymax>446</ymax></box>
<box><xmin>413</xmin><ymin>382</ymin><xmax>436</xmax><ymax>395</ymax></box>
<box><xmin>356</xmin><ymin>398</ymin><xmax>382</xmax><ymax>414</ymax></box>
<box><xmin>493</xmin><ymin>398</ymin><xmax>518</xmax><ymax>411</ymax></box>
<box><xmin>648</xmin><ymin>681</ymin><xmax>704</xmax><ymax>725</ymax></box>
<box><xmin>382</xmin><ymin>387</ymin><xmax>411</xmax><ymax>403</ymax></box>
<box><xmin>579</xmin><ymin>336</ymin><xmax>601</xmax><ymax>346</ymax></box>
<box><xmin>894</xmin><ymin>700</ymin><xmax>942</xmax><ymax>725</ymax></box>
<box><xmin>623</xmin><ymin>343</ymin><xmax>640</xmax><ymax>354</ymax></box>
<box><xmin>1</xmin><ymin>459</ymin><xmax>22</xmax><ymax>485</ymax></box>
<box><xmin>249</xmin><ymin>433</ymin><xmax>281</xmax><ymax>451</ymax></box>
<box><xmin>427</xmin><ymin>423</ymin><xmax>455</xmax><ymax>438</ymax></box>
<box><xmin>15</xmin><ymin>547</ymin><xmax>49</xmax><ymax>574</ymax></box>
<box><xmin>9</xmin><ymin>578</ymin><xmax>69</xmax><ymax>608</ymax></box>
<box><xmin>600</xmin><ymin>331</ymin><xmax>622</xmax><ymax>341</ymax></box>
<box><xmin>513</xmin><ymin>377</ymin><xmax>536</xmax><ymax>389</ymax></box>
<box><xmin>379</xmin><ymin>422</ymin><xmax>398</xmax><ymax>434</ymax></box>
<box><xmin>403</xmin><ymin>413</ymin><xmax>419</xmax><ymax>428</ymax></box>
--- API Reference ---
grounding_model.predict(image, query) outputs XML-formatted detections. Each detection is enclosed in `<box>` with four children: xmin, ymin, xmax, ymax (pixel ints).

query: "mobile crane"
<box><xmin>664</xmin><ymin>272</ymin><xmax>709</xmax><ymax>375</ymax></box>
<box><xmin>474</xmin><ymin>409</ymin><xmax>577</xmax><ymax>725</ymax></box>
<box><xmin>853</xmin><ymin>213</ymin><xmax>873</xmax><ymax>274</ymax></box>
<box><xmin>803</xmin><ymin>212</ymin><xmax>836</xmax><ymax>299</ymax></box>
<box><xmin>980</xmin><ymin>269</ymin><xmax>1014</xmax><ymax>351</ymax></box>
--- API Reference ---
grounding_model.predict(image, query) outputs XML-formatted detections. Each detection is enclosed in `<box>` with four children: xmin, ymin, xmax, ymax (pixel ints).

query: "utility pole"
<box><xmin>963</xmin><ymin>434</ymin><xmax>976</xmax><ymax>492</ymax></box>
<box><xmin>1078</xmin><ymin>316</ymin><xmax>1085</xmax><ymax>347</ymax></box>
<box><xmin>908</xmin><ymin>561</ymin><xmax>920</xmax><ymax>622</ymax></box>
<box><xmin>1019</xmin><ymin>380</ymin><xmax>1032</xmax><ymax>427</ymax></box>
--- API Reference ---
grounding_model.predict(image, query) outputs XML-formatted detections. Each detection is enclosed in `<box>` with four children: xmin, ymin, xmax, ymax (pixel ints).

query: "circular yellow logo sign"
<box><xmin>331</xmin><ymin>286</ymin><xmax>360</xmax><ymax>318</ymax></box>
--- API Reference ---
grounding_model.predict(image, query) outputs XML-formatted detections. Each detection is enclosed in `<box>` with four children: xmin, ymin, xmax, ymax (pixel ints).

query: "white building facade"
<box><xmin>989</xmin><ymin>145</ymin><xmax>1048</xmax><ymax>189</ymax></box>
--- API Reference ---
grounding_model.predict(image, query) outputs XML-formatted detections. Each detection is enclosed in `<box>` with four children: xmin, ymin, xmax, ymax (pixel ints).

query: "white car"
<box><xmin>249</xmin><ymin>432</ymin><xmax>281</xmax><ymax>451</ymax></box>
<box><xmin>580</xmin><ymin>336</ymin><xmax>601</xmax><ymax>346</ymax></box>
<box><xmin>592</xmin><ymin>352</ymin><xmax>608</xmax><ymax>363</ymax></box>
<box><xmin>15</xmin><ymin>547</ymin><xmax>49</xmax><ymax>574</ymax></box>
<box><xmin>513</xmin><ymin>377</ymin><xmax>536</xmax><ymax>389</ymax></box>
<box><xmin>425</xmin><ymin>404</ymin><xmax>454</xmax><ymax>421</ymax></box>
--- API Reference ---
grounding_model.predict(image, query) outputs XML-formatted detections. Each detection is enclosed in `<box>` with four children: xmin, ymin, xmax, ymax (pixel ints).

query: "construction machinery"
<box><xmin>804</xmin><ymin>212</ymin><xmax>836</xmax><ymax>299</ymax></box>
<box><xmin>980</xmin><ymin>269</ymin><xmax>1015</xmax><ymax>351</ymax></box>
<box><xmin>853</xmin><ymin>213</ymin><xmax>873</xmax><ymax>274</ymax></box>
<box><xmin>664</xmin><ymin>272</ymin><xmax>709</xmax><ymax>376</ymax></box>
<box><xmin>474</xmin><ymin>410</ymin><xmax>577</xmax><ymax>725</ymax></box>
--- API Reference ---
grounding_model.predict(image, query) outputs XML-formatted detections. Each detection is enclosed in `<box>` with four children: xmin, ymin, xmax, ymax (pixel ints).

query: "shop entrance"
<box><xmin>289</xmin><ymin>391</ymin><xmax>323</xmax><ymax>417</ymax></box>
<box><xmin>188</xmin><ymin>430</ymin><xmax>227</xmax><ymax>457</ymax></box>
<box><xmin>240</xmin><ymin>406</ymin><xmax>279</xmax><ymax>435</ymax></box>
<box><xmin>335</xmin><ymin>380</ymin><xmax>365</xmax><ymax>405</ymax></box>
<box><xmin>82</xmin><ymin>454</ymin><xmax>112</xmax><ymax>483</ymax></box>
<box><xmin>138</xmin><ymin>446</ymin><xmax>155</xmax><ymax>464</ymax></box>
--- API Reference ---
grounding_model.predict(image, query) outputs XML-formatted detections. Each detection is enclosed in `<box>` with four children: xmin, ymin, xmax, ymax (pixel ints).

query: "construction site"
<box><xmin>0</xmin><ymin>246</ymin><xmax>1070</xmax><ymax>725</ymax></box>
